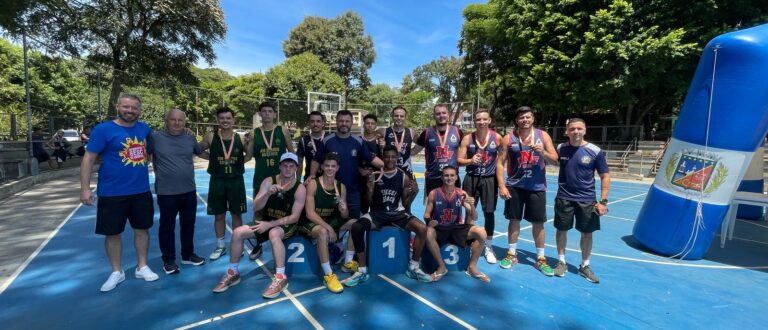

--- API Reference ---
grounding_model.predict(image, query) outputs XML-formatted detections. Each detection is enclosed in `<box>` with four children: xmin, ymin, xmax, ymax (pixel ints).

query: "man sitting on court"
<box><xmin>213</xmin><ymin>152</ymin><xmax>307</xmax><ymax>299</ymax></box>
<box><xmin>301</xmin><ymin>153</ymin><xmax>354</xmax><ymax>293</ymax></box>
<box><xmin>343</xmin><ymin>146</ymin><xmax>436</xmax><ymax>286</ymax></box>
<box><xmin>423</xmin><ymin>165</ymin><xmax>490</xmax><ymax>283</ymax></box>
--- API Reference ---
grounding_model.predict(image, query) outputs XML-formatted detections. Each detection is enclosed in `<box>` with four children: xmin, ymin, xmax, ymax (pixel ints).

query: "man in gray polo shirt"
<box><xmin>151</xmin><ymin>108</ymin><xmax>206</xmax><ymax>274</ymax></box>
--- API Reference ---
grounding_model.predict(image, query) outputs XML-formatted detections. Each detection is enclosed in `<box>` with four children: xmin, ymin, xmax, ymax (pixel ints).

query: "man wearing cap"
<box><xmin>213</xmin><ymin>152</ymin><xmax>306</xmax><ymax>299</ymax></box>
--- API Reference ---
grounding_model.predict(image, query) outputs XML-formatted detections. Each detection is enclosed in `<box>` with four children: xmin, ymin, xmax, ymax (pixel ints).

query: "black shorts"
<box><xmin>425</xmin><ymin>177</ymin><xmax>462</xmax><ymax>200</ymax></box>
<box><xmin>503</xmin><ymin>187</ymin><xmax>547</xmax><ymax>223</ymax></box>
<box><xmin>434</xmin><ymin>224</ymin><xmax>474</xmax><ymax>248</ymax></box>
<box><xmin>462</xmin><ymin>175</ymin><xmax>498</xmax><ymax>213</ymax></box>
<box><xmin>34</xmin><ymin>151</ymin><xmax>50</xmax><ymax>163</ymax></box>
<box><xmin>554</xmin><ymin>198</ymin><xmax>601</xmax><ymax>233</ymax></box>
<box><xmin>362</xmin><ymin>210</ymin><xmax>418</xmax><ymax>229</ymax></box>
<box><xmin>96</xmin><ymin>191</ymin><xmax>154</xmax><ymax>235</ymax></box>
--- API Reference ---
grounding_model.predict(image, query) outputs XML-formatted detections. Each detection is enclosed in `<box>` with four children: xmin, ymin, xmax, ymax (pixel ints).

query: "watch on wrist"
<box><xmin>599</xmin><ymin>198</ymin><xmax>608</xmax><ymax>205</ymax></box>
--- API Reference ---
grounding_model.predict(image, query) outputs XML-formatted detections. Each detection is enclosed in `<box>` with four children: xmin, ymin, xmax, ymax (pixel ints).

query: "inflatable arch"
<box><xmin>633</xmin><ymin>23</ymin><xmax>768</xmax><ymax>260</ymax></box>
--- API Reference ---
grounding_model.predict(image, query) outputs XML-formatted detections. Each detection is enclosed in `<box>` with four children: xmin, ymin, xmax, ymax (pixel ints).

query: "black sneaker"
<box><xmin>249</xmin><ymin>244</ymin><xmax>263</xmax><ymax>261</ymax></box>
<box><xmin>181</xmin><ymin>254</ymin><xmax>205</xmax><ymax>266</ymax></box>
<box><xmin>163</xmin><ymin>261</ymin><xmax>180</xmax><ymax>275</ymax></box>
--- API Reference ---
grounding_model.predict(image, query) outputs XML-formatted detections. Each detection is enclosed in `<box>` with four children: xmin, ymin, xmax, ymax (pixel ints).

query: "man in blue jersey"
<box><xmin>553</xmin><ymin>118</ymin><xmax>610</xmax><ymax>283</ymax></box>
<box><xmin>413</xmin><ymin>104</ymin><xmax>463</xmax><ymax>199</ymax></box>
<box><xmin>423</xmin><ymin>165</ymin><xmax>489</xmax><ymax>282</ymax></box>
<box><xmin>496</xmin><ymin>106</ymin><xmax>559</xmax><ymax>276</ymax></box>
<box><xmin>310</xmin><ymin>110</ymin><xmax>384</xmax><ymax>219</ymax></box>
<box><xmin>80</xmin><ymin>93</ymin><xmax>159</xmax><ymax>292</ymax></box>
<box><xmin>458</xmin><ymin>109</ymin><xmax>502</xmax><ymax>264</ymax></box>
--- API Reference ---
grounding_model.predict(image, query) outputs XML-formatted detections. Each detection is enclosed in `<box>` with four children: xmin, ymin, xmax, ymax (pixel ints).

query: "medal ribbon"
<box><xmin>372</xmin><ymin>169</ymin><xmax>398</xmax><ymax>182</ymax></box>
<box><xmin>436</xmin><ymin>125</ymin><xmax>452</xmax><ymax>151</ymax></box>
<box><xmin>261</xmin><ymin>127</ymin><xmax>276</xmax><ymax>155</ymax></box>
<box><xmin>218</xmin><ymin>129</ymin><xmax>235</xmax><ymax>162</ymax></box>
<box><xmin>392</xmin><ymin>127</ymin><xmax>405</xmax><ymax>153</ymax></box>
<box><xmin>310</xmin><ymin>131</ymin><xmax>324</xmax><ymax>154</ymax></box>
<box><xmin>319</xmin><ymin>176</ymin><xmax>339</xmax><ymax>197</ymax></box>
<box><xmin>474</xmin><ymin>130</ymin><xmax>491</xmax><ymax>151</ymax></box>
<box><xmin>278</xmin><ymin>173</ymin><xmax>297</xmax><ymax>193</ymax></box>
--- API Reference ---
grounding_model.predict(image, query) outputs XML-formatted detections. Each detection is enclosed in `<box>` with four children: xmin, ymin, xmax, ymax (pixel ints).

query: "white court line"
<box><xmin>0</xmin><ymin>203</ymin><xmax>83</xmax><ymax>295</ymax></box>
<box><xmin>175</xmin><ymin>286</ymin><xmax>325</xmax><ymax>330</ymax></box>
<box><xmin>190</xmin><ymin>193</ymin><xmax>323</xmax><ymax>330</ymax></box>
<box><xmin>738</xmin><ymin>219</ymin><xmax>768</xmax><ymax>230</ymax></box>
<box><xmin>378</xmin><ymin>275</ymin><xmax>477</xmax><ymax>330</ymax></box>
<box><xmin>603</xmin><ymin>215</ymin><xmax>636</xmax><ymax>222</ymax></box>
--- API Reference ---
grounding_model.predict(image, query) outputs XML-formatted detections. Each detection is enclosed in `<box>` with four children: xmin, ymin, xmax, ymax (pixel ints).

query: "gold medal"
<box><xmin>260</xmin><ymin>127</ymin><xmax>275</xmax><ymax>158</ymax></box>
<box><xmin>218</xmin><ymin>129</ymin><xmax>235</xmax><ymax>166</ymax></box>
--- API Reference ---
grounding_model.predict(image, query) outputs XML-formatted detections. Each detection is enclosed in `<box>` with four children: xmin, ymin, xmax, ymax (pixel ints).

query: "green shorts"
<box><xmin>298</xmin><ymin>217</ymin><xmax>346</xmax><ymax>240</ymax></box>
<box><xmin>207</xmin><ymin>177</ymin><xmax>247</xmax><ymax>215</ymax></box>
<box><xmin>251</xmin><ymin>218</ymin><xmax>298</xmax><ymax>244</ymax></box>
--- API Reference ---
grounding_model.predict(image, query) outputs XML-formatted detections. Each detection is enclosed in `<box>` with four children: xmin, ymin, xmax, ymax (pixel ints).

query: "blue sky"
<box><xmin>201</xmin><ymin>0</ymin><xmax>482</xmax><ymax>87</ymax></box>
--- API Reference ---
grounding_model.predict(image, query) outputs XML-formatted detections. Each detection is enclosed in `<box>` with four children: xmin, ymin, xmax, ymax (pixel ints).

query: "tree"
<box><xmin>224</xmin><ymin>73</ymin><xmax>266</xmax><ymax>124</ymax></box>
<box><xmin>283</xmin><ymin>11</ymin><xmax>375</xmax><ymax>98</ymax></box>
<box><xmin>459</xmin><ymin>0</ymin><xmax>768</xmax><ymax>128</ymax></box>
<box><xmin>401</xmin><ymin>56</ymin><xmax>467</xmax><ymax>104</ymax></box>
<box><xmin>1</xmin><ymin>0</ymin><xmax>227</xmax><ymax>118</ymax></box>
<box><xmin>263</xmin><ymin>52</ymin><xmax>345</xmax><ymax>127</ymax></box>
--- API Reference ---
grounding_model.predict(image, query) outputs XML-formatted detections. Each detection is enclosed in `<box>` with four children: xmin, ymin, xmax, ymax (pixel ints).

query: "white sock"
<box><xmin>485</xmin><ymin>240</ymin><xmax>492</xmax><ymax>247</ymax></box>
<box><xmin>217</xmin><ymin>237</ymin><xmax>225</xmax><ymax>248</ymax></box>
<box><xmin>582</xmin><ymin>259</ymin><xmax>590</xmax><ymax>267</ymax></box>
<box><xmin>321</xmin><ymin>262</ymin><xmax>332</xmax><ymax>275</ymax></box>
<box><xmin>229</xmin><ymin>263</ymin><xmax>239</xmax><ymax>273</ymax></box>
<box><xmin>409</xmin><ymin>260</ymin><xmax>419</xmax><ymax>270</ymax></box>
<box><xmin>508</xmin><ymin>243</ymin><xmax>517</xmax><ymax>255</ymax></box>
<box><xmin>276</xmin><ymin>267</ymin><xmax>285</xmax><ymax>275</ymax></box>
<box><xmin>558</xmin><ymin>254</ymin><xmax>566</xmax><ymax>263</ymax></box>
<box><xmin>358</xmin><ymin>266</ymin><xmax>367</xmax><ymax>274</ymax></box>
<box><xmin>345</xmin><ymin>251</ymin><xmax>355</xmax><ymax>263</ymax></box>
<box><xmin>537</xmin><ymin>248</ymin><xmax>545</xmax><ymax>258</ymax></box>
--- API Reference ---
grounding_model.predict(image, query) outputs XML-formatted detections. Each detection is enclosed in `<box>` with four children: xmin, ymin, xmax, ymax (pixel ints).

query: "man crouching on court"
<box><xmin>213</xmin><ymin>152</ymin><xmax>306</xmax><ymax>298</ymax></box>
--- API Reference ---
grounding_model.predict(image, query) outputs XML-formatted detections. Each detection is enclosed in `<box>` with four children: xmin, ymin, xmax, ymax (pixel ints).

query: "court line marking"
<box><xmin>191</xmin><ymin>192</ymin><xmax>324</xmax><ymax>330</ymax></box>
<box><xmin>738</xmin><ymin>219</ymin><xmax>768</xmax><ymax>229</ymax></box>
<box><xmin>175</xmin><ymin>286</ymin><xmax>325</xmax><ymax>330</ymax></box>
<box><xmin>379</xmin><ymin>275</ymin><xmax>478</xmax><ymax>330</ymax></box>
<box><xmin>0</xmin><ymin>203</ymin><xmax>83</xmax><ymax>295</ymax></box>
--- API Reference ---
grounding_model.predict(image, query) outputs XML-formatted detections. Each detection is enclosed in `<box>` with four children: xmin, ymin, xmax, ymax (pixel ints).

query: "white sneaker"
<box><xmin>484</xmin><ymin>246</ymin><xmax>497</xmax><ymax>264</ymax></box>
<box><xmin>100</xmin><ymin>271</ymin><xmax>125</xmax><ymax>292</ymax></box>
<box><xmin>135</xmin><ymin>265</ymin><xmax>159</xmax><ymax>281</ymax></box>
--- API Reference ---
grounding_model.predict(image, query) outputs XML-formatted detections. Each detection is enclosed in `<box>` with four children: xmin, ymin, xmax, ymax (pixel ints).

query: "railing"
<box><xmin>619</xmin><ymin>137</ymin><xmax>638</xmax><ymax>169</ymax></box>
<box><xmin>650</xmin><ymin>138</ymin><xmax>670</xmax><ymax>174</ymax></box>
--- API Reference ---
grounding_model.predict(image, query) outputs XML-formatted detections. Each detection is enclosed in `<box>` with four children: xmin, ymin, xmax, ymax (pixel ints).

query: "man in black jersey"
<box><xmin>378</xmin><ymin>106</ymin><xmax>418</xmax><ymax>211</ymax></box>
<box><xmin>297</xmin><ymin>111</ymin><xmax>326</xmax><ymax>182</ymax></box>
<box><xmin>359</xmin><ymin>113</ymin><xmax>383</xmax><ymax>214</ymax></box>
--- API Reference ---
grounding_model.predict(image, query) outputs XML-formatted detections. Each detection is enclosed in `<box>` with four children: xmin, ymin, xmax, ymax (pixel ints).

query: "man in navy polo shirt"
<box><xmin>310</xmin><ymin>110</ymin><xmax>384</xmax><ymax>219</ymax></box>
<box><xmin>553</xmin><ymin>118</ymin><xmax>610</xmax><ymax>284</ymax></box>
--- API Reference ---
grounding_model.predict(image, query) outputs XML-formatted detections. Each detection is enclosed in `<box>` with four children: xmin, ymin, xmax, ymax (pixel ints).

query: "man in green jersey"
<box><xmin>199</xmin><ymin>107</ymin><xmax>251</xmax><ymax>260</ymax></box>
<box><xmin>213</xmin><ymin>152</ymin><xmax>306</xmax><ymax>299</ymax></box>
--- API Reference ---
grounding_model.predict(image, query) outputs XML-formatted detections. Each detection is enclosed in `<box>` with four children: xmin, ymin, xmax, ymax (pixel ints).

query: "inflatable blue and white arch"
<box><xmin>633</xmin><ymin>23</ymin><xmax>768</xmax><ymax>260</ymax></box>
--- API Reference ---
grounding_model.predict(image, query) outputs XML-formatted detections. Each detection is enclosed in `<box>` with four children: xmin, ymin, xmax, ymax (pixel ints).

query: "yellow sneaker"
<box><xmin>323</xmin><ymin>273</ymin><xmax>344</xmax><ymax>293</ymax></box>
<box><xmin>341</xmin><ymin>260</ymin><xmax>358</xmax><ymax>273</ymax></box>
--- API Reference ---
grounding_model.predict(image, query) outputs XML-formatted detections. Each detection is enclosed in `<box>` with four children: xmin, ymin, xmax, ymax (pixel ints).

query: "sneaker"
<box><xmin>341</xmin><ymin>260</ymin><xmax>359</xmax><ymax>273</ymax></box>
<box><xmin>499</xmin><ymin>252</ymin><xmax>518</xmax><ymax>269</ymax></box>
<box><xmin>262</xmin><ymin>274</ymin><xmax>289</xmax><ymax>298</ymax></box>
<box><xmin>100</xmin><ymin>271</ymin><xmax>125</xmax><ymax>292</ymax></box>
<box><xmin>405</xmin><ymin>268</ymin><xmax>434</xmax><ymax>283</ymax></box>
<box><xmin>212</xmin><ymin>269</ymin><xmax>241</xmax><ymax>293</ymax></box>
<box><xmin>579</xmin><ymin>265</ymin><xmax>600</xmax><ymax>283</ymax></box>
<box><xmin>323</xmin><ymin>273</ymin><xmax>344</xmax><ymax>293</ymax></box>
<box><xmin>163</xmin><ymin>261</ymin><xmax>180</xmax><ymax>275</ymax></box>
<box><xmin>342</xmin><ymin>271</ymin><xmax>370</xmax><ymax>287</ymax></box>
<box><xmin>135</xmin><ymin>265</ymin><xmax>160</xmax><ymax>281</ymax></box>
<box><xmin>484</xmin><ymin>246</ymin><xmax>497</xmax><ymax>264</ymax></box>
<box><xmin>554</xmin><ymin>261</ymin><xmax>567</xmax><ymax>277</ymax></box>
<box><xmin>248</xmin><ymin>244</ymin><xmax>262</xmax><ymax>261</ymax></box>
<box><xmin>535</xmin><ymin>257</ymin><xmax>555</xmax><ymax>277</ymax></box>
<box><xmin>181</xmin><ymin>254</ymin><xmax>205</xmax><ymax>266</ymax></box>
<box><xmin>209</xmin><ymin>246</ymin><xmax>226</xmax><ymax>260</ymax></box>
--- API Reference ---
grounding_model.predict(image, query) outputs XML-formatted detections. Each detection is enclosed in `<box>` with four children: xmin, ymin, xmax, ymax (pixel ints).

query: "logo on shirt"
<box><xmin>580</xmin><ymin>156</ymin><xmax>592</xmax><ymax>165</ymax></box>
<box><xmin>450</xmin><ymin>135</ymin><xmax>457</xmax><ymax>143</ymax></box>
<box><xmin>489</xmin><ymin>140</ymin><xmax>496</xmax><ymax>148</ymax></box>
<box><xmin>119</xmin><ymin>137</ymin><xmax>147</xmax><ymax>167</ymax></box>
<box><xmin>518</xmin><ymin>150</ymin><xmax>539</xmax><ymax>169</ymax></box>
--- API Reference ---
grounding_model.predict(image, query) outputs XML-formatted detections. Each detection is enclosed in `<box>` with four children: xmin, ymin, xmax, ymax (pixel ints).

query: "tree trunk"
<box><xmin>107</xmin><ymin>70</ymin><xmax>122</xmax><ymax>119</ymax></box>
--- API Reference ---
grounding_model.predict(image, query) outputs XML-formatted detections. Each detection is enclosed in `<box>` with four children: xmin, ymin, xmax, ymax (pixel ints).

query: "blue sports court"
<box><xmin>1</xmin><ymin>163</ymin><xmax>767</xmax><ymax>329</ymax></box>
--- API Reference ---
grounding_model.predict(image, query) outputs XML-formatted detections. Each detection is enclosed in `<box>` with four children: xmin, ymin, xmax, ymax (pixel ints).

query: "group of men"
<box><xmin>80</xmin><ymin>93</ymin><xmax>610</xmax><ymax>299</ymax></box>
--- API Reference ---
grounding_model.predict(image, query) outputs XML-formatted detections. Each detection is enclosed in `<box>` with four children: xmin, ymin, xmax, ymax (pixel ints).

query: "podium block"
<box><xmin>367</xmin><ymin>227</ymin><xmax>410</xmax><ymax>274</ymax></box>
<box><xmin>421</xmin><ymin>244</ymin><xmax>471</xmax><ymax>274</ymax></box>
<box><xmin>283</xmin><ymin>236</ymin><xmax>322</xmax><ymax>276</ymax></box>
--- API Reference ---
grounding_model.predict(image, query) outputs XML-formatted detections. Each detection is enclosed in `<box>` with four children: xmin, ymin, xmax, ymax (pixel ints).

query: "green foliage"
<box><xmin>401</xmin><ymin>56</ymin><xmax>466</xmax><ymax>104</ymax></box>
<box><xmin>283</xmin><ymin>11</ymin><xmax>375</xmax><ymax>97</ymax></box>
<box><xmin>459</xmin><ymin>0</ymin><xmax>768</xmax><ymax>127</ymax></box>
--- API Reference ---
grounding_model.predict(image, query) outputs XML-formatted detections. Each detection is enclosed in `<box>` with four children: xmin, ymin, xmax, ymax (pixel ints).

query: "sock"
<box><xmin>321</xmin><ymin>262</ymin><xmax>332</xmax><ymax>275</ymax></box>
<box><xmin>537</xmin><ymin>248</ymin><xmax>545</xmax><ymax>258</ymax></box>
<box><xmin>409</xmin><ymin>260</ymin><xmax>419</xmax><ymax>270</ymax></box>
<box><xmin>358</xmin><ymin>266</ymin><xmax>367</xmax><ymax>274</ymax></box>
<box><xmin>276</xmin><ymin>267</ymin><xmax>285</xmax><ymax>275</ymax></box>
<box><xmin>345</xmin><ymin>251</ymin><xmax>355</xmax><ymax>263</ymax></box>
<box><xmin>217</xmin><ymin>237</ymin><xmax>225</xmax><ymax>248</ymax></box>
<box><xmin>558</xmin><ymin>254</ymin><xmax>566</xmax><ymax>263</ymax></box>
<box><xmin>508</xmin><ymin>243</ymin><xmax>517</xmax><ymax>255</ymax></box>
<box><xmin>485</xmin><ymin>240</ymin><xmax>492</xmax><ymax>247</ymax></box>
<box><xmin>229</xmin><ymin>263</ymin><xmax>239</xmax><ymax>273</ymax></box>
<box><xmin>582</xmin><ymin>259</ymin><xmax>590</xmax><ymax>267</ymax></box>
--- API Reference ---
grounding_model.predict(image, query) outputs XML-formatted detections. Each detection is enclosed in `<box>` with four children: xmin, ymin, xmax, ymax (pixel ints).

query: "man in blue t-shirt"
<box><xmin>80</xmin><ymin>93</ymin><xmax>159</xmax><ymax>292</ymax></box>
<box><xmin>310</xmin><ymin>110</ymin><xmax>383</xmax><ymax>219</ymax></box>
<box><xmin>552</xmin><ymin>118</ymin><xmax>610</xmax><ymax>284</ymax></box>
